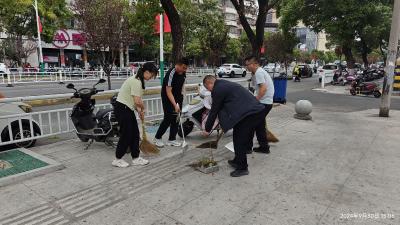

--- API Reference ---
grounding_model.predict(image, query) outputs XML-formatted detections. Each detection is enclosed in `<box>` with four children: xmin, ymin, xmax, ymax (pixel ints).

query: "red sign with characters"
<box><xmin>52</xmin><ymin>30</ymin><xmax>86</xmax><ymax>49</ymax></box>
<box><xmin>52</xmin><ymin>29</ymin><xmax>70</xmax><ymax>48</ymax></box>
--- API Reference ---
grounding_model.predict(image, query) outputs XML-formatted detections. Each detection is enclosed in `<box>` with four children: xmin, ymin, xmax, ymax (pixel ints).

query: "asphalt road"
<box><xmin>286</xmin><ymin>75</ymin><xmax>400</xmax><ymax>112</ymax></box>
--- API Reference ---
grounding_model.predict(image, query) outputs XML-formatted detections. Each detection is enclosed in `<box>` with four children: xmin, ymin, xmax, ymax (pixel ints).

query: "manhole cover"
<box><xmin>0</xmin><ymin>149</ymin><xmax>49</xmax><ymax>178</ymax></box>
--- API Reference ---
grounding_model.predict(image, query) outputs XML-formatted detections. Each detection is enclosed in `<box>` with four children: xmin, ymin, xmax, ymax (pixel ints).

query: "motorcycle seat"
<box><xmin>96</xmin><ymin>108</ymin><xmax>113</xmax><ymax>120</ymax></box>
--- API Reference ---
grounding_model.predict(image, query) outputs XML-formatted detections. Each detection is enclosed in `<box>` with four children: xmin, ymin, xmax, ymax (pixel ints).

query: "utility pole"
<box><xmin>34</xmin><ymin>0</ymin><xmax>44</xmax><ymax>72</ymax></box>
<box><xmin>379</xmin><ymin>0</ymin><xmax>400</xmax><ymax>117</ymax></box>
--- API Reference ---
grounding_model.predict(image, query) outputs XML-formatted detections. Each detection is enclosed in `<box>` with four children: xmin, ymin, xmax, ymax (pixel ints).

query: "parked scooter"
<box><xmin>331</xmin><ymin>70</ymin><xmax>345</xmax><ymax>86</ymax></box>
<box><xmin>350</xmin><ymin>78</ymin><xmax>381</xmax><ymax>98</ymax></box>
<box><xmin>66</xmin><ymin>79</ymin><xmax>119</xmax><ymax>149</ymax></box>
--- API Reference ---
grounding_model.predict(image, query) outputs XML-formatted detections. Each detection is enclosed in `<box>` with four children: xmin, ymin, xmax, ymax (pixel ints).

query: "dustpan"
<box><xmin>139</xmin><ymin>119</ymin><xmax>160</xmax><ymax>155</ymax></box>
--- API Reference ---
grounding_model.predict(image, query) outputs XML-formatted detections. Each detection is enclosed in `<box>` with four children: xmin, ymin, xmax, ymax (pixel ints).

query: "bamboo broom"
<box><xmin>139</xmin><ymin>118</ymin><xmax>160</xmax><ymax>155</ymax></box>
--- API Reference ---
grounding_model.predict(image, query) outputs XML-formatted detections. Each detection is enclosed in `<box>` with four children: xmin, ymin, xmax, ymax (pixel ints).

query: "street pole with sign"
<box><xmin>34</xmin><ymin>0</ymin><xmax>44</xmax><ymax>72</ymax></box>
<box><xmin>379</xmin><ymin>0</ymin><xmax>400</xmax><ymax>117</ymax></box>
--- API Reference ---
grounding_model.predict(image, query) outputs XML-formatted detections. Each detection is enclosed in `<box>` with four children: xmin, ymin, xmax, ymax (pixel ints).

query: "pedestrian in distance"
<box><xmin>112</xmin><ymin>62</ymin><xmax>158</xmax><ymax>168</ymax></box>
<box><xmin>245</xmin><ymin>56</ymin><xmax>275</xmax><ymax>154</ymax></box>
<box><xmin>154</xmin><ymin>57</ymin><xmax>189</xmax><ymax>148</ymax></box>
<box><xmin>202</xmin><ymin>75</ymin><xmax>265</xmax><ymax>177</ymax></box>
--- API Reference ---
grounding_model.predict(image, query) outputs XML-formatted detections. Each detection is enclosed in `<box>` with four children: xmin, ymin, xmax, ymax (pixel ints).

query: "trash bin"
<box><xmin>273</xmin><ymin>73</ymin><xmax>287</xmax><ymax>104</ymax></box>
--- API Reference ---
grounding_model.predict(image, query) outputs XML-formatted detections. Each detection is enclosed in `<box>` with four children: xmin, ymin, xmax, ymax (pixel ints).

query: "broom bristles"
<box><xmin>140</xmin><ymin>139</ymin><xmax>160</xmax><ymax>155</ymax></box>
<box><xmin>266</xmin><ymin>130</ymin><xmax>279</xmax><ymax>143</ymax></box>
<box><xmin>140</xmin><ymin>122</ymin><xmax>160</xmax><ymax>155</ymax></box>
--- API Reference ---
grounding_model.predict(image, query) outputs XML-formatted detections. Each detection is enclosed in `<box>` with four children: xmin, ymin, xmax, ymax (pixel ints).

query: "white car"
<box><xmin>0</xmin><ymin>102</ymin><xmax>41</xmax><ymax>148</ymax></box>
<box><xmin>216</xmin><ymin>64</ymin><xmax>247</xmax><ymax>78</ymax></box>
<box><xmin>319</xmin><ymin>64</ymin><xmax>338</xmax><ymax>83</ymax></box>
<box><xmin>263</xmin><ymin>63</ymin><xmax>281</xmax><ymax>74</ymax></box>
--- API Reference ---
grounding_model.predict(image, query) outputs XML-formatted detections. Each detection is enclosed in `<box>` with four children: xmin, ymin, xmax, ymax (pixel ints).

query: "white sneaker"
<box><xmin>132</xmin><ymin>156</ymin><xmax>149</xmax><ymax>166</ymax></box>
<box><xmin>167</xmin><ymin>140</ymin><xmax>181</xmax><ymax>147</ymax></box>
<box><xmin>154</xmin><ymin>138</ymin><xmax>165</xmax><ymax>148</ymax></box>
<box><xmin>112</xmin><ymin>159</ymin><xmax>129</xmax><ymax>168</ymax></box>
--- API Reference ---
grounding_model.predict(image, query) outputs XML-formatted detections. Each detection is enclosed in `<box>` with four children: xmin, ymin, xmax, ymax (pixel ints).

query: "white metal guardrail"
<box><xmin>0</xmin><ymin>68</ymin><xmax>216</xmax><ymax>85</ymax></box>
<box><xmin>0</xmin><ymin>79</ymin><xmax>248</xmax><ymax>146</ymax></box>
<box><xmin>0</xmin><ymin>93</ymin><xmax>198</xmax><ymax>146</ymax></box>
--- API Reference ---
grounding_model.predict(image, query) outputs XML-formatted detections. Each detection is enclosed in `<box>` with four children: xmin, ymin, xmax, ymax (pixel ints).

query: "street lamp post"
<box><xmin>34</xmin><ymin>0</ymin><xmax>44</xmax><ymax>72</ymax></box>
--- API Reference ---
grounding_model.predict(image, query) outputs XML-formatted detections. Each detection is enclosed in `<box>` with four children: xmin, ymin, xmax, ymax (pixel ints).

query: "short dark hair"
<box><xmin>176</xmin><ymin>57</ymin><xmax>189</xmax><ymax>66</ymax></box>
<box><xmin>203</xmin><ymin>75</ymin><xmax>216</xmax><ymax>85</ymax></box>
<box><xmin>244</xmin><ymin>55</ymin><xmax>260</xmax><ymax>64</ymax></box>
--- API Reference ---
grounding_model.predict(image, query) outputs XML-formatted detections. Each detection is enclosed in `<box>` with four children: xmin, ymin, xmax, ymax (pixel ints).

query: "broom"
<box><xmin>139</xmin><ymin>118</ymin><xmax>160</xmax><ymax>155</ymax></box>
<box><xmin>266</xmin><ymin>119</ymin><xmax>279</xmax><ymax>143</ymax></box>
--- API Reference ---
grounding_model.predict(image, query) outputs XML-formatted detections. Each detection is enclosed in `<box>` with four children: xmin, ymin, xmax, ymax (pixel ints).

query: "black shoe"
<box><xmin>230</xmin><ymin>169</ymin><xmax>249</xmax><ymax>177</ymax></box>
<box><xmin>228</xmin><ymin>160</ymin><xmax>238</xmax><ymax>168</ymax></box>
<box><xmin>253</xmin><ymin>146</ymin><xmax>270</xmax><ymax>154</ymax></box>
<box><xmin>246</xmin><ymin>149</ymin><xmax>253</xmax><ymax>154</ymax></box>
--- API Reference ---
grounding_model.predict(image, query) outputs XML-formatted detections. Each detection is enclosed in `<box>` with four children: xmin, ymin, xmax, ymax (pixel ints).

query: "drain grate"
<box><xmin>0</xmin><ymin>149</ymin><xmax>49</xmax><ymax>178</ymax></box>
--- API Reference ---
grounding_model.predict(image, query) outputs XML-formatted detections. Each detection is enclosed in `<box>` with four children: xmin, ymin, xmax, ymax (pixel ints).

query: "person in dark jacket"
<box><xmin>202</xmin><ymin>75</ymin><xmax>265</xmax><ymax>177</ymax></box>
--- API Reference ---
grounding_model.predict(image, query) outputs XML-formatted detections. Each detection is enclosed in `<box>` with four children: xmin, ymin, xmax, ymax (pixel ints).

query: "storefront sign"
<box><xmin>52</xmin><ymin>29</ymin><xmax>70</xmax><ymax>48</ymax></box>
<box><xmin>51</xmin><ymin>30</ymin><xmax>86</xmax><ymax>49</ymax></box>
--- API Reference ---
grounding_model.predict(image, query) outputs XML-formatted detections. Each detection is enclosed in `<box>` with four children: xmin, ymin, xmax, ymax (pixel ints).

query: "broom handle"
<box><xmin>141</xmin><ymin>118</ymin><xmax>147</xmax><ymax>140</ymax></box>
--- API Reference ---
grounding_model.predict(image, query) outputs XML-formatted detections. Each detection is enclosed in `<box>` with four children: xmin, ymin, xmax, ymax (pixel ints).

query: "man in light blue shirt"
<box><xmin>245</xmin><ymin>56</ymin><xmax>275</xmax><ymax>154</ymax></box>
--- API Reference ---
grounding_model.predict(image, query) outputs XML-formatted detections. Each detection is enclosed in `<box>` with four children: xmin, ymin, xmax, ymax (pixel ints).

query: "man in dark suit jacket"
<box><xmin>202</xmin><ymin>75</ymin><xmax>265</xmax><ymax>177</ymax></box>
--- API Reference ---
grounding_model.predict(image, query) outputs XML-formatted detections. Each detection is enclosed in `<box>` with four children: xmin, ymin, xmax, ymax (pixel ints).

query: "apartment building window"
<box><xmin>266</xmin><ymin>12</ymin><xmax>273</xmax><ymax>23</ymax></box>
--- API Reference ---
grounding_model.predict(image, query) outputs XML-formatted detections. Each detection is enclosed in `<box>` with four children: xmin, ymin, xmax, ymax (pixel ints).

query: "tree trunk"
<box><xmin>360</xmin><ymin>39</ymin><xmax>369</xmax><ymax>68</ymax></box>
<box><xmin>231</xmin><ymin>0</ymin><xmax>270</xmax><ymax>60</ymax></box>
<box><xmin>342</xmin><ymin>45</ymin><xmax>355</xmax><ymax>68</ymax></box>
<box><xmin>161</xmin><ymin>0</ymin><xmax>183</xmax><ymax>63</ymax></box>
<box><xmin>254</xmin><ymin>0</ymin><xmax>268</xmax><ymax>59</ymax></box>
<box><xmin>342</xmin><ymin>45</ymin><xmax>356</xmax><ymax>75</ymax></box>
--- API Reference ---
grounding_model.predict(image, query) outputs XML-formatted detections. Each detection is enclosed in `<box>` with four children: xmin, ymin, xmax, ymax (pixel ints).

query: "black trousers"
<box><xmin>114</xmin><ymin>101</ymin><xmax>140</xmax><ymax>159</ymax></box>
<box><xmin>255</xmin><ymin>104</ymin><xmax>273</xmax><ymax>148</ymax></box>
<box><xmin>232</xmin><ymin>110</ymin><xmax>265</xmax><ymax>170</ymax></box>
<box><xmin>155</xmin><ymin>96</ymin><xmax>183</xmax><ymax>141</ymax></box>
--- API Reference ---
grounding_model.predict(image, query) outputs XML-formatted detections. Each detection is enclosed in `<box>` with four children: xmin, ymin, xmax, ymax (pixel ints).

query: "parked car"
<box><xmin>216</xmin><ymin>64</ymin><xmax>247</xmax><ymax>78</ymax></box>
<box><xmin>0</xmin><ymin>102</ymin><xmax>41</xmax><ymax>149</ymax></box>
<box><xmin>293</xmin><ymin>64</ymin><xmax>313</xmax><ymax>78</ymax></box>
<box><xmin>319</xmin><ymin>64</ymin><xmax>338</xmax><ymax>83</ymax></box>
<box><xmin>263</xmin><ymin>63</ymin><xmax>281</xmax><ymax>74</ymax></box>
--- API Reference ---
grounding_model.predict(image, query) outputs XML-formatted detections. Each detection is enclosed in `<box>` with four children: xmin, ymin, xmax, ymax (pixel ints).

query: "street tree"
<box><xmin>279</xmin><ymin>0</ymin><xmax>392</xmax><ymax>70</ymax></box>
<box><xmin>129</xmin><ymin>0</ymin><xmax>161</xmax><ymax>61</ymax></box>
<box><xmin>179</xmin><ymin>0</ymin><xmax>228</xmax><ymax>66</ymax></box>
<box><xmin>225</xmin><ymin>38</ymin><xmax>242</xmax><ymax>63</ymax></box>
<box><xmin>264</xmin><ymin>31</ymin><xmax>298</xmax><ymax>75</ymax></box>
<box><xmin>230</xmin><ymin>0</ymin><xmax>281</xmax><ymax>59</ymax></box>
<box><xmin>0</xmin><ymin>0</ymin><xmax>70</xmax><ymax>66</ymax></box>
<box><xmin>160</xmin><ymin>0</ymin><xmax>184</xmax><ymax>62</ymax></box>
<box><xmin>73</xmin><ymin>0</ymin><xmax>135</xmax><ymax>90</ymax></box>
